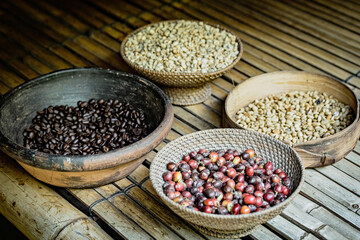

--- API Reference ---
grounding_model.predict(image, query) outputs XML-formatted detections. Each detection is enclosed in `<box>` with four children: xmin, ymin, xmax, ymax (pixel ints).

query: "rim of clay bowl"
<box><xmin>0</xmin><ymin>68</ymin><xmax>174</xmax><ymax>171</ymax></box>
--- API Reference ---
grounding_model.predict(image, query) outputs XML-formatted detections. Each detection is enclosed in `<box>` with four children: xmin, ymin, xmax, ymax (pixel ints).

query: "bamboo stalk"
<box><xmin>0</xmin><ymin>152</ymin><xmax>111</xmax><ymax>240</ymax></box>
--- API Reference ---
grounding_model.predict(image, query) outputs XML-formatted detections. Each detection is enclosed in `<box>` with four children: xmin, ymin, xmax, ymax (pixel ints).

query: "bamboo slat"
<box><xmin>241</xmin><ymin>0</ymin><xmax>360</xmax><ymax>56</ymax></box>
<box><xmin>334</xmin><ymin>159</ymin><xmax>360</xmax><ymax>181</ymax></box>
<box><xmin>219</xmin><ymin>0</ymin><xmax>360</xmax><ymax>67</ymax></box>
<box><xmin>282</xmin><ymin>204</ymin><xmax>348</xmax><ymax>240</ymax></box>
<box><xmin>292</xmin><ymin>195</ymin><xmax>360</xmax><ymax>239</ymax></box>
<box><xmin>315</xmin><ymin>165</ymin><xmax>360</xmax><ymax>195</ymax></box>
<box><xmin>301</xmin><ymin>182</ymin><xmax>360</xmax><ymax>226</ymax></box>
<box><xmin>0</xmin><ymin>0</ymin><xmax>359</xmax><ymax>239</ymax></box>
<box><xmin>290</xmin><ymin>0</ymin><xmax>360</xmax><ymax>33</ymax></box>
<box><xmin>306</xmin><ymin>170</ymin><xmax>360</xmax><ymax>212</ymax></box>
<box><xmin>206</xmin><ymin>0</ymin><xmax>360</xmax><ymax>74</ymax></box>
<box><xmin>266</xmin><ymin>215</ymin><xmax>319</xmax><ymax>240</ymax></box>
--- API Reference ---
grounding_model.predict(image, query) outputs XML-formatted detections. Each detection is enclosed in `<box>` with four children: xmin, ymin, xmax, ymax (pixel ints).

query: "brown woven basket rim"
<box><xmin>120</xmin><ymin>19</ymin><xmax>243</xmax><ymax>77</ymax></box>
<box><xmin>224</xmin><ymin>70</ymin><xmax>360</xmax><ymax>148</ymax></box>
<box><xmin>150</xmin><ymin>128</ymin><xmax>305</xmax><ymax>221</ymax></box>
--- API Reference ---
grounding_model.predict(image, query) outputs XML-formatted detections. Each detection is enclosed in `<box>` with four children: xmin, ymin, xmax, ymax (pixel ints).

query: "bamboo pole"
<box><xmin>0</xmin><ymin>152</ymin><xmax>112</xmax><ymax>240</ymax></box>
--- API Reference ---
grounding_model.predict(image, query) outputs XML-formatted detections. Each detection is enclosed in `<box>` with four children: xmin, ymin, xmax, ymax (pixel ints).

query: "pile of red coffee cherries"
<box><xmin>162</xmin><ymin>148</ymin><xmax>291</xmax><ymax>215</ymax></box>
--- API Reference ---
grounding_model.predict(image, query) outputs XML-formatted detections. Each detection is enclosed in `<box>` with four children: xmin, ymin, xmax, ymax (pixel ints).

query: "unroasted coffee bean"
<box><xmin>23</xmin><ymin>99</ymin><xmax>149</xmax><ymax>155</ymax></box>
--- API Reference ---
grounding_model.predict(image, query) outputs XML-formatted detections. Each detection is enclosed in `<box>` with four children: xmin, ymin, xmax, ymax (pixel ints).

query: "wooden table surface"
<box><xmin>0</xmin><ymin>0</ymin><xmax>360</xmax><ymax>239</ymax></box>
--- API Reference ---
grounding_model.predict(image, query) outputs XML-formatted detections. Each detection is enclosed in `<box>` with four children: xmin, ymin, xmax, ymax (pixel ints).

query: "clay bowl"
<box><xmin>224</xmin><ymin>71</ymin><xmax>360</xmax><ymax>168</ymax></box>
<box><xmin>150</xmin><ymin>129</ymin><xmax>305</xmax><ymax>238</ymax></box>
<box><xmin>121</xmin><ymin>20</ymin><xmax>243</xmax><ymax>106</ymax></box>
<box><xmin>0</xmin><ymin>68</ymin><xmax>174</xmax><ymax>188</ymax></box>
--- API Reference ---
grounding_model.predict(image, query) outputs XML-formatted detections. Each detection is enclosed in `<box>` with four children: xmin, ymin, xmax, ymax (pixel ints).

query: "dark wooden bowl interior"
<box><xmin>0</xmin><ymin>68</ymin><xmax>172</xmax><ymax>171</ymax></box>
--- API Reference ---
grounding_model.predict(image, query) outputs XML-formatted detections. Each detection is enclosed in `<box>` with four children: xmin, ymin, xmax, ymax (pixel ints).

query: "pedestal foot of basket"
<box><xmin>193</xmin><ymin>224</ymin><xmax>258</xmax><ymax>239</ymax></box>
<box><xmin>161</xmin><ymin>83</ymin><xmax>211</xmax><ymax>106</ymax></box>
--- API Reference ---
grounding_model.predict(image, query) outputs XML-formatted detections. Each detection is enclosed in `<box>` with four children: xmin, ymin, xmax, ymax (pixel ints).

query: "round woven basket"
<box><xmin>150</xmin><ymin>129</ymin><xmax>305</xmax><ymax>238</ymax></box>
<box><xmin>120</xmin><ymin>20</ymin><xmax>243</xmax><ymax>105</ymax></box>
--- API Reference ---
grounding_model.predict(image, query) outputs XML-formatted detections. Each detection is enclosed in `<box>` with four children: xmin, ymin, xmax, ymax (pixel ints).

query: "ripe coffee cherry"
<box><xmin>246</xmin><ymin>166</ymin><xmax>254</xmax><ymax>177</ymax></box>
<box><xmin>175</xmin><ymin>182</ymin><xmax>185</xmax><ymax>192</ymax></box>
<box><xmin>218</xmin><ymin>206</ymin><xmax>228</xmax><ymax>215</ymax></box>
<box><xmin>283</xmin><ymin>186</ymin><xmax>290</xmax><ymax>196</ymax></box>
<box><xmin>255</xmin><ymin>196</ymin><xmax>263</xmax><ymax>207</ymax></box>
<box><xmin>223</xmin><ymin>185</ymin><xmax>233</xmax><ymax>193</ymax></box>
<box><xmin>188</xmin><ymin>160</ymin><xmax>198</xmax><ymax>169</ymax></box>
<box><xmin>240</xmin><ymin>205</ymin><xmax>251</xmax><ymax>214</ymax></box>
<box><xmin>194</xmin><ymin>154</ymin><xmax>204</xmax><ymax>162</ymax></box>
<box><xmin>179</xmin><ymin>163</ymin><xmax>190</xmax><ymax>172</ymax></box>
<box><xmin>235</xmin><ymin>173</ymin><xmax>245</xmax><ymax>183</ymax></box>
<box><xmin>245</xmin><ymin>149</ymin><xmax>255</xmax><ymax>158</ymax></box>
<box><xmin>198</xmin><ymin>149</ymin><xmax>209</xmax><ymax>157</ymax></box>
<box><xmin>274</xmin><ymin>184</ymin><xmax>283</xmax><ymax>193</ymax></box>
<box><xmin>264</xmin><ymin>161</ymin><xmax>273</xmax><ymax>171</ymax></box>
<box><xmin>232</xmin><ymin>203</ymin><xmax>241</xmax><ymax>215</ymax></box>
<box><xmin>255</xmin><ymin>182</ymin><xmax>264</xmax><ymax>191</ymax></box>
<box><xmin>234</xmin><ymin>164</ymin><xmax>245</xmax><ymax>172</ymax></box>
<box><xmin>282</xmin><ymin>177</ymin><xmax>291</xmax><ymax>187</ymax></box>
<box><xmin>203</xmin><ymin>206</ymin><xmax>213</xmax><ymax>213</ymax></box>
<box><xmin>224</xmin><ymin>153</ymin><xmax>234</xmax><ymax>161</ymax></box>
<box><xmin>162</xmin><ymin>148</ymin><xmax>292</xmax><ymax>216</ymax></box>
<box><xmin>202</xmin><ymin>158</ymin><xmax>211</xmax><ymax>166</ymax></box>
<box><xmin>199</xmin><ymin>171</ymin><xmax>209</xmax><ymax>180</ymax></box>
<box><xmin>227</xmin><ymin>168</ymin><xmax>237</xmax><ymax>178</ymax></box>
<box><xmin>264</xmin><ymin>192</ymin><xmax>275</xmax><ymax>202</ymax></box>
<box><xmin>204</xmin><ymin>198</ymin><xmax>215</xmax><ymax>206</ymax></box>
<box><xmin>241</xmin><ymin>152</ymin><xmax>250</xmax><ymax>160</ymax></box>
<box><xmin>218</xmin><ymin>166</ymin><xmax>227</xmax><ymax>173</ymax></box>
<box><xmin>182</xmin><ymin>191</ymin><xmax>192</xmax><ymax>199</ymax></box>
<box><xmin>233</xmin><ymin>156</ymin><xmax>241</xmax><ymax>165</ymax></box>
<box><xmin>173</xmin><ymin>172</ymin><xmax>182</xmax><ymax>182</ymax></box>
<box><xmin>205</xmin><ymin>188</ymin><xmax>216</xmax><ymax>198</ymax></box>
<box><xmin>189</xmin><ymin>151</ymin><xmax>197</xmax><ymax>158</ymax></box>
<box><xmin>167</xmin><ymin>162</ymin><xmax>177</xmax><ymax>171</ymax></box>
<box><xmin>244</xmin><ymin>195</ymin><xmax>256</xmax><ymax>205</ymax></box>
<box><xmin>183</xmin><ymin>154</ymin><xmax>191</xmax><ymax>162</ymax></box>
<box><xmin>272</xmin><ymin>175</ymin><xmax>281</xmax><ymax>184</ymax></box>
<box><xmin>227</xmin><ymin>179</ymin><xmax>236</xmax><ymax>188</ymax></box>
<box><xmin>167</xmin><ymin>191</ymin><xmax>176</xmax><ymax>200</ymax></box>
<box><xmin>245</xmin><ymin>185</ymin><xmax>255</xmax><ymax>194</ymax></box>
<box><xmin>182</xmin><ymin>171</ymin><xmax>191</xmax><ymax>180</ymax></box>
<box><xmin>213</xmin><ymin>179</ymin><xmax>223</xmax><ymax>189</ymax></box>
<box><xmin>279</xmin><ymin>171</ymin><xmax>287</xmax><ymax>179</ymax></box>
<box><xmin>224</xmin><ymin>192</ymin><xmax>233</xmax><ymax>201</ymax></box>
<box><xmin>185</xmin><ymin>178</ymin><xmax>194</xmax><ymax>188</ymax></box>
<box><xmin>209</xmin><ymin>151</ymin><xmax>219</xmax><ymax>162</ymax></box>
<box><xmin>163</xmin><ymin>171</ymin><xmax>173</xmax><ymax>181</ymax></box>
<box><xmin>213</xmin><ymin>171</ymin><xmax>225</xmax><ymax>180</ymax></box>
<box><xmin>235</xmin><ymin>182</ymin><xmax>246</xmax><ymax>192</ymax></box>
<box><xmin>254</xmin><ymin>190</ymin><xmax>264</xmax><ymax>198</ymax></box>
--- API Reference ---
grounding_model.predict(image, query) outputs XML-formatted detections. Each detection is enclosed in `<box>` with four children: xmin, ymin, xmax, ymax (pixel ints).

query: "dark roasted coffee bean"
<box><xmin>23</xmin><ymin>99</ymin><xmax>149</xmax><ymax>155</ymax></box>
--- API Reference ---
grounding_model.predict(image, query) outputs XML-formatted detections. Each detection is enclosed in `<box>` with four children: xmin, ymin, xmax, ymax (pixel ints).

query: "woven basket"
<box><xmin>223</xmin><ymin>71</ymin><xmax>360</xmax><ymax>168</ymax></box>
<box><xmin>120</xmin><ymin>20</ymin><xmax>243</xmax><ymax>88</ymax></box>
<box><xmin>120</xmin><ymin>20</ymin><xmax>243</xmax><ymax>106</ymax></box>
<box><xmin>150</xmin><ymin>129</ymin><xmax>305</xmax><ymax>238</ymax></box>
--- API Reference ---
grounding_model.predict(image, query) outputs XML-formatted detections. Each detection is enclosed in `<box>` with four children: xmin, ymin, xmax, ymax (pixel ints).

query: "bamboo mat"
<box><xmin>0</xmin><ymin>0</ymin><xmax>360</xmax><ymax>239</ymax></box>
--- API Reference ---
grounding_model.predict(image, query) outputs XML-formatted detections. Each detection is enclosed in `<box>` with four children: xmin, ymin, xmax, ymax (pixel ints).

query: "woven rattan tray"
<box><xmin>150</xmin><ymin>129</ymin><xmax>305</xmax><ymax>238</ymax></box>
<box><xmin>120</xmin><ymin>20</ymin><xmax>243</xmax><ymax>105</ymax></box>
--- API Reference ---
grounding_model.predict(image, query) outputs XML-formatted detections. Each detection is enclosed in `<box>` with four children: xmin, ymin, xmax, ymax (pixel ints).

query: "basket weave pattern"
<box><xmin>162</xmin><ymin>83</ymin><xmax>212</xmax><ymax>106</ymax></box>
<box><xmin>120</xmin><ymin>20</ymin><xmax>243</xmax><ymax>88</ymax></box>
<box><xmin>150</xmin><ymin>129</ymin><xmax>305</xmax><ymax>236</ymax></box>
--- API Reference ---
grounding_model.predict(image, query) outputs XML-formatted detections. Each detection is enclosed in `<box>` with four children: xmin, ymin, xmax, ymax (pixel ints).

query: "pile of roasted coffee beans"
<box><xmin>23</xmin><ymin>99</ymin><xmax>149</xmax><ymax>155</ymax></box>
<box><xmin>162</xmin><ymin>149</ymin><xmax>291</xmax><ymax>215</ymax></box>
